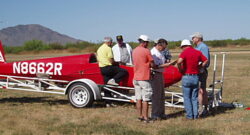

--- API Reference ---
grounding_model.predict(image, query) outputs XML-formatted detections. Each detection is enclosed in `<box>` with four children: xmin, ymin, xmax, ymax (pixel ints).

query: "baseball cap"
<box><xmin>138</xmin><ymin>35</ymin><xmax>150</xmax><ymax>42</ymax></box>
<box><xmin>180</xmin><ymin>39</ymin><xmax>192</xmax><ymax>47</ymax></box>
<box><xmin>103</xmin><ymin>37</ymin><xmax>113</xmax><ymax>42</ymax></box>
<box><xmin>116</xmin><ymin>35</ymin><xmax>123</xmax><ymax>41</ymax></box>
<box><xmin>190</xmin><ymin>32</ymin><xmax>203</xmax><ymax>38</ymax></box>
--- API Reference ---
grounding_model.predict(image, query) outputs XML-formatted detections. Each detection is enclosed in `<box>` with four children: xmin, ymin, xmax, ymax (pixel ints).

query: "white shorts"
<box><xmin>133</xmin><ymin>80</ymin><xmax>152</xmax><ymax>102</ymax></box>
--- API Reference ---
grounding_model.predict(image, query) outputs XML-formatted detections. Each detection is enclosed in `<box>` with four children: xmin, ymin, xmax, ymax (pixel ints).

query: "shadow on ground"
<box><xmin>0</xmin><ymin>96</ymin><xmax>68</xmax><ymax>105</ymax></box>
<box><xmin>165</xmin><ymin>102</ymin><xmax>236</xmax><ymax>119</ymax></box>
<box><xmin>0</xmin><ymin>96</ymin><xmax>131</xmax><ymax>108</ymax></box>
<box><xmin>209</xmin><ymin>103</ymin><xmax>236</xmax><ymax>117</ymax></box>
<box><xmin>168</xmin><ymin>110</ymin><xmax>186</xmax><ymax>119</ymax></box>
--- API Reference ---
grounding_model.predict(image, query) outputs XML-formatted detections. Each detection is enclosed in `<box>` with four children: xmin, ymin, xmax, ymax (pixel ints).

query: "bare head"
<box><xmin>103</xmin><ymin>37</ymin><xmax>113</xmax><ymax>46</ymax></box>
<box><xmin>154</xmin><ymin>38</ymin><xmax>168</xmax><ymax>51</ymax></box>
<box><xmin>190</xmin><ymin>32</ymin><xmax>203</xmax><ymax>45</ymax></box>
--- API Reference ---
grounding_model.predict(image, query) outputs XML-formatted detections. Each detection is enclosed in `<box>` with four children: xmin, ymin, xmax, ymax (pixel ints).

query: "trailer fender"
<box><xmin>65</xmin><ymin>79</ymin><xmax>101</xmax><ymax>100</ymax></box>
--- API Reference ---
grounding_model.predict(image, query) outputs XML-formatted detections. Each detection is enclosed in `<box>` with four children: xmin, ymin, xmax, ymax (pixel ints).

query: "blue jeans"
<box><xmin>182</xmin><ymin>75</ymin><xmax>199</xmax><ymax>119</ymax></box>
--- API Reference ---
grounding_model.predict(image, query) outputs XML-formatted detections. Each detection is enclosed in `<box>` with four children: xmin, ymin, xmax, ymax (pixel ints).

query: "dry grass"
<box><xmin>0</xmin><ymin>47</ymin><xmax>250</xmax><ymax>135</ymax></box>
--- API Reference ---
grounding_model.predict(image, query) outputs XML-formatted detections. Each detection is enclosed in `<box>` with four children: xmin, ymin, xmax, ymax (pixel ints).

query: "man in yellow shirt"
<box><xmin>97</xmin><ymin>37</ymin><xmax>128</xmax><ymax>86</ymax></box>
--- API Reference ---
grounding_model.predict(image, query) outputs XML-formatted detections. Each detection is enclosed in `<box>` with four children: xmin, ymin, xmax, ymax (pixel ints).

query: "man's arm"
<box><xmin>200</xmin><ymin>52</ymin><xmax>208</xmax><ymax>68</ymax></box>
<box><xmin>110</xmin><ymin>58</ymin><xmax>114</xmax><ymax>64</ymax></box>
<box><xmin>201</xmin><ymin>60</ymin><xmax>208</xmax><ymax>68</ymax></box>
<box><xmin>177</xmin><ymin>58</ymin><xmax>184</xmax><ymax>74</ymax></box>
<box><xmin>201</xmin><ymin>46</ymin><xmax>209</xmax><ymax>60</ymax></box>
<box><xmin>127</xmin><ymin>44</ymin><xmax>133</xmax><ymax>66</ymax></box>
<box><xmin>158</xmin><ymin>60</ymin><xmax>177</xmax><ymax>68</ymax></box>
<box><xmin>112</xmin><ymin>45</ymin><xmax>120</xmax><ymax>63</ymax></box>
<box><xmin>150</xmin><ymin>60</ymin><xmax>155</xmax><ymax>68</ymax></box>
<box><xmin>110</xmin><ymin>58</ymin><xmax>120</xmax><ymax>66</ymax></box>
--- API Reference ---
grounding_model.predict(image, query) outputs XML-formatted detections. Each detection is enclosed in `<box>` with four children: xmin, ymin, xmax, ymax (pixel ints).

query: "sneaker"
<box><xmin>199</xmin><ymin>109</ymin><xmax>209</xmax><ymax>118</ymax></box>
<box><xmin>151</xmin><ymin>114</ymin><xmax>168</xmax><ymax>121</ymax></box>
<box><xmin>137</xmin><ymin>117</ymin><xmax>144</xmax><ymax>122</ymax></box>
<box><xmin>107</xmin><ymin>79</ymin><xmax>119</xmax><ymax>86</ymax></box>
<box><xmin>151</xmin><ymin>117</ymin><xmax>161</xmax><ymax>121</ymax></box>
<box><xmin>151</xmin><ymin>115</ymin><xmax>161</xmax><ymax>120</ymax></box>
<box><xmin>143</xmin><ymin>118</ymin><xmax>154</xmax><ymax>123</ymax></box>
<box><xmin>159</xmin><ymin>114</ymin><xmax>168</xmax><ymax>120</ymax></box>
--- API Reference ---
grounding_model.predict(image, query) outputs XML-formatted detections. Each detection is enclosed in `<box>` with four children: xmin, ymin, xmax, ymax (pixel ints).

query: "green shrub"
<box><xmin>128</xmin><ymin>41</ymin><xmax>180</xmax><ymax>49</ymax></box>
<box><xmin>127</xmin><ymin>42</ymin><xmax>139</xmax><ymax>49</ymax></box>
<box><xmin>232</xmin><ymin>38</ymin><xmax>250</xmax><ymax>45</ymax></box>
<box><xmin>3</xmin><ymin>38</ymin><xmax>250</xmax><ymax>54</ymax></box>
<box><xmin>67</xmin><ymin>47</ymin><xmax>81</xmax><ymax>53</ymax></box>
<box><xmin>65</xmin><ymin>41</ymin><xmax>96</xmax><ymax>49</ymax></box>
<box><xmin>168</xmin><ymin>41</ymin><xmax>181</xmax><ymax>49</ymax></box>
<box><xmin>4</xmin><ymin>46</ymin><xmax>24</xmax><ymax>54</ymax></box>
<box><xmin>3</xmin><ymin>46</ymin><xmax>11</xmax><ymax>53</ymax></box>
<box><xmin>205</xmin><ymin>40</ymin><xmax>227</xmax><ymax>47</ymax></box>
<box><xmin>88</xmin><ymin>44</ymin><xmax>101</xmax><ymax>52</ymax></box>
<box><xmin>49</xmin><ymin>43</ymin><xmax>64</xmax><ymax>50</ymax></box>
<box><xmin>23</xmin><ymin>40</ymin><xmax>47</xmax><ymax>51</ymax></box>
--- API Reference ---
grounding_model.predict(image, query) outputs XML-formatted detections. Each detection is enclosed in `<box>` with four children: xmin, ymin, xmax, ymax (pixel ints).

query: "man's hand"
<box><xmin>177</xmin><ymin>58</ymin><xmax>184</xmax><ymax>74</ymax></box>
<box><xmin>119</xmin><ymin>62</ymin><xmax>126</xmax><ymax>65</ymax></box>
<box><xmin>170</xmin><ymin>60</ymin><xmax>177</xmax><ymax>65</ymax></box>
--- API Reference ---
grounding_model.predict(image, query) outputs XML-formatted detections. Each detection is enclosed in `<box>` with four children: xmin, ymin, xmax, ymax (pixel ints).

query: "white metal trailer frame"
<box><xmin>207</xmin><ymin>52</ymin><xmax>226</xmax><ymax>108</ymax></box>
<box><xmin>0</xmin><ymin>52</ymin><xmax>226</xmax><ymax>108</ymax></box>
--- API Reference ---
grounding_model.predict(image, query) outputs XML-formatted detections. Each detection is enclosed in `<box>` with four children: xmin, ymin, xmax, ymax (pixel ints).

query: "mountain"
<box><xmin>0</xmin><ymin>24</ymin><xmax>81</xmax><ymax>46</ymax></box>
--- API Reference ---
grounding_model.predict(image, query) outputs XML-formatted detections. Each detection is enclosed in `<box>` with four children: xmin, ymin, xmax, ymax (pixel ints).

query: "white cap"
<box><xmin>190</xmin><ymin>32</ymin><xmax>203</xmax><ymax>38</ymax></box>
<box><xmin>103</xmin><ymin>37</ymin><xmax>112</xmax><ymax>42</ymax></box>
<box><xmin>181</xmin><ymin>39</ymin><xmax>192</xmax><ymax>47</ymax></box>
<box><xmin>138</xmin><ymin>35</ymin><xmax>150</xmax><ymax>42</ymax></box>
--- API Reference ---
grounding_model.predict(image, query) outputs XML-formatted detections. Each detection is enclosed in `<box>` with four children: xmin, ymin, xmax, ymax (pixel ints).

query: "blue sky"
<box><xmin>0</xmin><ymin>0</ymin><xmax>250</xmax><ymax>42</ymax></box>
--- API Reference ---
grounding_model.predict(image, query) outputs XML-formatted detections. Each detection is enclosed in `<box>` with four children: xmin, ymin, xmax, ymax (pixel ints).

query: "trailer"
<box><xmin>0</xmin><ymin>52</ymin><xmax>226</xmax><ymax>109</ymax></box>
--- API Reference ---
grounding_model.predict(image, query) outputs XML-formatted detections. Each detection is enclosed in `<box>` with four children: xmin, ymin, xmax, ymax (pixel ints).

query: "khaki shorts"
<box><xmin>133</xmin><ymin>80</ymin><xmax>152</xmax><ymax>102</ymax></box>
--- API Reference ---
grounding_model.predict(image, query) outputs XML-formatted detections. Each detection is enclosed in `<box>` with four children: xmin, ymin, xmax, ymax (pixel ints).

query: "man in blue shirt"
<box><xmin>191</xmin><ymin>32</ymin><xmax>210</xmax><ymax>117</ymax></box>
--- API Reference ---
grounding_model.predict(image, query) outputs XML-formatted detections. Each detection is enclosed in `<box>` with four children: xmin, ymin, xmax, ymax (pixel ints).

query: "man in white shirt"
<box><xmin>151</xmin><ymin>38</ymin><xmax>174</xmax><ymax>120</ymax></box>
<box><xmin>112</xmin><ymin>35</ymin><xmax>133</xmax><ymax>66</ymax></box>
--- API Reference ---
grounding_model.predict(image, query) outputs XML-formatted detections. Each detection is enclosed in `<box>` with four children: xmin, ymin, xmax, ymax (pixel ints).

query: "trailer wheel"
<box><xmin>68</xmin><ymin>82</ymin><xmax>94</xmax><ymax>108</ymax></box>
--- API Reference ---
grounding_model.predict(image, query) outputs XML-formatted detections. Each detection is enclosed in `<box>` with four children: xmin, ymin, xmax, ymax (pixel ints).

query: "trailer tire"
<box><xmin>68</xmin><ymin>82</ymin><xmax>94</xmax><ymax>108</ymax></box>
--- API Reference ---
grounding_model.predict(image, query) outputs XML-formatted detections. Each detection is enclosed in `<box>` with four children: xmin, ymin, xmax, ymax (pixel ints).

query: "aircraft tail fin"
<box><xmin>0</xmin><ymin>40</ymin><xmax>6</xmax><ymax>63</ymax></box>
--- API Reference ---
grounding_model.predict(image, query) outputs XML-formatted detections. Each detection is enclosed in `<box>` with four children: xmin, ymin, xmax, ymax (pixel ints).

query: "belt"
<box><xmin>185</xmin><ymin>74</ymin><xmax>198</xmax><ymax>76</ymax></box>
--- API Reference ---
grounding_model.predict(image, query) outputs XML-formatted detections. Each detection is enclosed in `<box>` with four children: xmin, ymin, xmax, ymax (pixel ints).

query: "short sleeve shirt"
<box><xmin>179</xmin><ymin>47</ymin><xmax>207</xmax><ymax>74</ymax></box>
<box><xmin>162</xmin><ymin>49</ymin><xmax>172</xmax><ymax>61</ymax></box>
<box><xmin>195</xmin><ymin>42</ymin><xmax>210</xmax><ymax>68</ymax></box>
<box><xmin>133</xmin><ymin>46</ymin><xmax>153</xmax><ymax>80</ymax></box>
<box><xmin>151</xmin><ymin>47</ymin><xmax>165</xmax><ymax>72</ymax></box>
<box><xmin>119</xmin><ymin>45</ymin><xmax>130</xmax><ymax>63</ymax></box>
<box><xmin>96</xmin><ymin>43</ymin><xmax>113</xmax><ymax>67</ymax></box>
